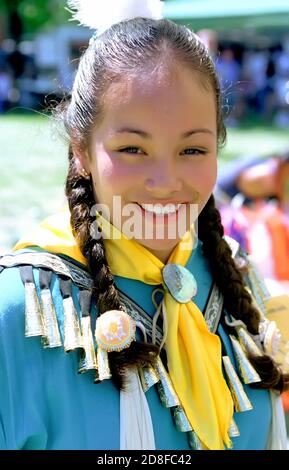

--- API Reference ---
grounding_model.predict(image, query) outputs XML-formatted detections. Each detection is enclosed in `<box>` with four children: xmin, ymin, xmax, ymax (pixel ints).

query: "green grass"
<box><xmin>1</xmin><ymin>113</ymin><xmax>288</xmax><ymax>250</ymax></box>
<box><xmin>220</xmin><ymin>125</ymin><xmax>289</xmax><ymax>162</ymax></box>
<box><xmin>0</xmin><ymin>113</ymin><xmax>67</xmax><ymax>250</ymax></box>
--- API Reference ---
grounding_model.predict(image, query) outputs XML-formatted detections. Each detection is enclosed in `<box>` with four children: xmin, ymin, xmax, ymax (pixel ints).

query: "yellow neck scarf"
<box><xmin>14</xmin><ymin>209</ymin><xmax>233</xmax><ymax>449</ymax></box>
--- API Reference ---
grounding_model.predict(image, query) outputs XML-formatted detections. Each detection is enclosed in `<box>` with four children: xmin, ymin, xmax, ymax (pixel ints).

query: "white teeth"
<box><xmin>139</xmin><ymin>203</ymin><xmax>182</xmax><ymax>215</ymax></box>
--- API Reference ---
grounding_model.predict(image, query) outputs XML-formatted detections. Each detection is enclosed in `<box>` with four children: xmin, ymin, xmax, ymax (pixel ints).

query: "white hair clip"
<box><xmin>67</xmin><ymin>0</ymin><xmax>164</xmax><ymax>35</ymax></box>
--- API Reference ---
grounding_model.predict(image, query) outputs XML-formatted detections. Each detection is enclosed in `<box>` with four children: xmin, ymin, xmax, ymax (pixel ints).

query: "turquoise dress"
<box><xmin>0</xmin><ymin>243</ymin><xmax>271</xmax><ymax>450</ymax></box>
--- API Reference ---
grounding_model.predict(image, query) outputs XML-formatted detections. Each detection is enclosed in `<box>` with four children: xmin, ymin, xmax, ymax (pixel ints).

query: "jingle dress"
<box><xmin>0</xmin><ymin>212</ymin><xmax>285</xmax><ymax>450</ymax></box>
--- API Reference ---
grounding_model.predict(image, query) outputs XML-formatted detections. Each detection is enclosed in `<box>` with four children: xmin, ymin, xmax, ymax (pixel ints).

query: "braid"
<box><xmin>65</xmin><ymin>148</ymin><xmax>159</xmax><ymax>390</ymax></box>
<box><xmin>198</xmin><ymin>195</ymin><xmax>260</xmax><ymax>334</ymax></box>
<box><xmin>198</xmin><ymin>195</ymin><xmax>289</xmax><ymax>392</ymax></box>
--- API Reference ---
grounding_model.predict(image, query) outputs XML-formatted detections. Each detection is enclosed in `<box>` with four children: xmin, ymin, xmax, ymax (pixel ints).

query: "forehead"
<box><xmin>101</xmin><ymin>65</ymin><xmax>217</xmax><ymax>131</ymax></box>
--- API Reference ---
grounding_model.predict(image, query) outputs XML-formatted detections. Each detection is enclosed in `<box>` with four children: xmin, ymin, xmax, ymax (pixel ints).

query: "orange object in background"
<box><xmin>282</xmin><ymin>391</ymin><xmax>289</xmax><ymax>412</ymax></box>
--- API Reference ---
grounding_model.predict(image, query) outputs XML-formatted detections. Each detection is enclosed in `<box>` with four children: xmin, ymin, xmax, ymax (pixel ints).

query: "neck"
<box><xmin>139</xmin><ymin>245</ymin><xmax>174</xmax><ymax>264</ymax></box>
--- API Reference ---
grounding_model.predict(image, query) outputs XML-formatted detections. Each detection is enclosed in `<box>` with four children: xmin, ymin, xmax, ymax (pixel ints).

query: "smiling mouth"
<box><xmin>136</xmin><ymin>202</ymin><xmax>185</xmax><ymax>216</ymax></box>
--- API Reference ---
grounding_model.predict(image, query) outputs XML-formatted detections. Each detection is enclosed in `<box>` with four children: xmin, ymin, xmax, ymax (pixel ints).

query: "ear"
<box><xmin>71</xmin><ymin>141</ymin><xmax>91</xmax><ymax>176</ymax></box>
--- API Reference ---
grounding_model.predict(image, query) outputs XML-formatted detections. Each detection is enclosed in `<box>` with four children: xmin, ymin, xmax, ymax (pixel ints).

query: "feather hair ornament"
<box><xmin>67</xmin><ymin>0</ymin><xmax>164</xmax><ymax>35</ymax></box>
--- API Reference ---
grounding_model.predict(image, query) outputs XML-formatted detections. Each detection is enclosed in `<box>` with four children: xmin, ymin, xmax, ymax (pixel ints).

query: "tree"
<box><xmin>0</xmin><ymin>0</ymin><xmax>69</xmax><ymax>39</ymax></box>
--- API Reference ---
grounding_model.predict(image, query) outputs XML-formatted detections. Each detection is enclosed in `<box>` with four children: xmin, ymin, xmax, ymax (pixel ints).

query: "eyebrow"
<box><xmin>115</xmin><ymin>127</ymin><xmax>215</xmax><ymax>139</ymax></box>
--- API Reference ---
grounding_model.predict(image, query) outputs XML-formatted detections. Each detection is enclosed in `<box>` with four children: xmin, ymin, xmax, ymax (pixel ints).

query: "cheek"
<box><xmin>205</xmin><ymin>159</ymin><xmax>217</xmax><ymax>190</ymax></box>
<box><xmin>93</xmin><ymin>153</ymin><xmax>142</xmax><ymax>197</ymax></box>
<box><xmin>185</xmin><ymin>158</ymin><xmax>217</xmax><ymax>194</ymax></box>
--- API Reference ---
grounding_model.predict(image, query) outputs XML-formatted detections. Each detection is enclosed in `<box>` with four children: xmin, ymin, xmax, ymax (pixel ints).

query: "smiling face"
<box><xmin>80</xmin><ymin>64</ymin><xmax>218</xmax><ymax>262</ymax></box>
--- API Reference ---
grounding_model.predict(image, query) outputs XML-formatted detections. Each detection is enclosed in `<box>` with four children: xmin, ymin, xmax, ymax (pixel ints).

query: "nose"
<box><xmin>144</xmin><ymin>164</ymin><xmax>182</xmax><ymax>195</ymax></box>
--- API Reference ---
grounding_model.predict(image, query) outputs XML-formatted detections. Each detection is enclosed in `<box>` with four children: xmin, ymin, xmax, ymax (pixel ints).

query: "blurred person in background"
<box><xmin>196</xmin><ymin>28</ymin><xmax>218</xmax><ymax>59</ymax></box>
<box><xmin>217</xmin><ymin>151</ymin><xmax>289</xmax><ymax>430</ymax></box>
<box><xmin>0</xmin><ymin>63</ymin><xmax>12</xmax><ymax>113</ymax></box>
<box><xmin>242</xmin><ymin>48</ymin><xmax>276</xmax><ymax>122</ymax></box>
<box><xmin>273</xmin><ymin>37</ymin><xmax>289</xmax><ymax>128</ymax></box>
<box><xmin>218</xmin><ymin>151</ymin><xmax>289</xmax><ymax>295</ymax></box>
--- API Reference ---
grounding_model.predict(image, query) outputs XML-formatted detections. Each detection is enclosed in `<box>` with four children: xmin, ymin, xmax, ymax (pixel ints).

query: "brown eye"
<box><xmin>181</xmin><ymin>148</ymin><xmax>206</xmax><ymax>156</ymax></box>
<box><xmin>119</xmin><ymin>146</ymin><xmax>144</xmax><ymax>154</ymax></box>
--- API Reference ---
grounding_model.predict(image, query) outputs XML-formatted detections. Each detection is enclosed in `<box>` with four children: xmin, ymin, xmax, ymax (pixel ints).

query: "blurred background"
<box><xmin>0</xmin><ymin>0</ymin><xmax>289</xmax><ymax>431</ymax></box>
<box><xmin>0</xmin><ymin>0</ymin><xmax>289</xmax><ymax>291</ymax></box>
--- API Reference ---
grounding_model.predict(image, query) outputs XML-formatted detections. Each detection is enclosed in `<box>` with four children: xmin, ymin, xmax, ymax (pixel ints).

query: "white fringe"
<box><xmin>120</xmin><ymin>368</ymin><xmax>156</xmax><ymax>450</ymax></box>
<box><xmin>266</xmin><ymin>392</ymin><xmax>288</xmax><ymax>450</ymax></box>
<box><xmin>67</xmin><ymin>0</ymin><xmax>164</xmax><ymax>34</ymax></box>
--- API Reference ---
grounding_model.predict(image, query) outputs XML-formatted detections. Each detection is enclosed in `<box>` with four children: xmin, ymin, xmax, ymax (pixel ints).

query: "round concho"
<box><xmin>162</xmin><ymin>264</ymin><xmax>197</xmax><ymax>303</ymax></box>
<box><xmin>95</xmin><ymin>310</ymin><xmax>136</xmax><ymax>352</ymax></box>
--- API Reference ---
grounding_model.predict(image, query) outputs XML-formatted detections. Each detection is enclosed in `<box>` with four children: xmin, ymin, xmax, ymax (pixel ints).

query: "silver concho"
<box><xmin>162</xmin><ymin>264</ymin><xmax>197</xmax><ymax>303</ymax></box>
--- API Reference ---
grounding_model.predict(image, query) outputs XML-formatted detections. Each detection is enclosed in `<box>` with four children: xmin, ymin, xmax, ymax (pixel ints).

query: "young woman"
<box><xmin>0</xmin><ymin>0</ymin><xmax>288</xmax><ymax>450</ymax></box>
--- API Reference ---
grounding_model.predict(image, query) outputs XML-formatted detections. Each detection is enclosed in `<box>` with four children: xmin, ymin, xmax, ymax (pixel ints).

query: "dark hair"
<box><xmin>65</xmin><ymin>18</ymin><xmax>226</xmax><ymax>151</ymax></box>
<box><xmin>64</xmin><ymin>17</ymin><xmax>288</xmax><ymax>391</ymax></box>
